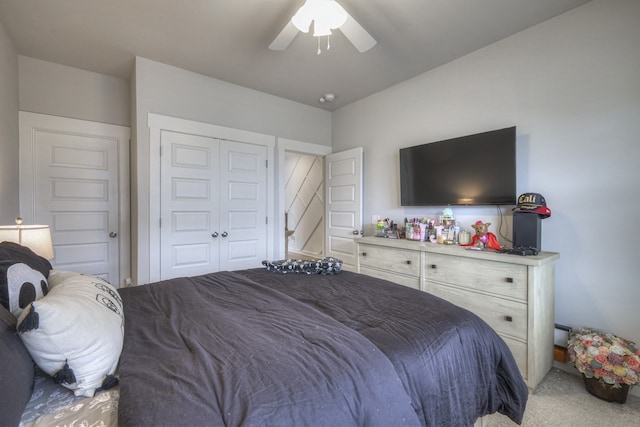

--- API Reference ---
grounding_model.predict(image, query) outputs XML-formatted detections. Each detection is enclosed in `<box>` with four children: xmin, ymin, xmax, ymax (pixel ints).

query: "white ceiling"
<box><xmin>0</xmin><ymin>0</ymin><xmax>591</xmax><ymax>111</ymax></box>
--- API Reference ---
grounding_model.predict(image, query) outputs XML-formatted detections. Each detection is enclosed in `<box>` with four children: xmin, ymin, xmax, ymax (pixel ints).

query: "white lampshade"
<box><xmin>0</xmin><ymin>219</ymin><xmax>54</xmax><ymax>260</ymax></box>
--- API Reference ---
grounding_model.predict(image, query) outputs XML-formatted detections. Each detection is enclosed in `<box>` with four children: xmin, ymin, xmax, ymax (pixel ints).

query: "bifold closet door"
<box><xmin>160</xmin><ymin>131</ymin><xmax>268</xmax><ymax>279</ymax></box>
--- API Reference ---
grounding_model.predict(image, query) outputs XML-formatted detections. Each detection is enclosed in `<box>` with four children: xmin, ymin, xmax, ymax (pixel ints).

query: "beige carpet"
<box><xmin>483</xmin><ymin>368</ymin><xmax>640</xmax><ymax>426</ymax></box>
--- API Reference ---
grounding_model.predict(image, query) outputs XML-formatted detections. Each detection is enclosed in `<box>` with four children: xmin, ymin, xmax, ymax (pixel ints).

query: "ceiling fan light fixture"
<box><xmin>292</xmin><ymin>0</ymin><xmax>347</xmax><ymax>36</ymax></box>
<box><xmin>291</xmin><ymin>3</ymin><xmax>313</xmax><ymax>33</ymax></box>
<box><xmin>270</xmin><ymin>0</ymin><xmax>376</xmax><ymax>53</ymax></box>
<box><xmin>325</xmin><ymin>1</ymin><xmax>348</xmax><ymax>28</ymax></box>
<box><xmin>313</xmin><ymin>21</ymin><xmax>333</xmax><ymax>37</ymax></box>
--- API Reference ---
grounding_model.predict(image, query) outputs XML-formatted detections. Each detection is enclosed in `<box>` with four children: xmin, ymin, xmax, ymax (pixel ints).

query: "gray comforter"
<box><xmin>117</xmin><ymin>269</ymin><xmax>527</xmax><ymax>426</ymax></box>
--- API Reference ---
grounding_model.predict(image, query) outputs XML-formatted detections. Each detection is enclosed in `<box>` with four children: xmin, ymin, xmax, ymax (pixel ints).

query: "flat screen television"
<box><xmin>399</xmin><ymin>126</ymin><xmax>516</xmax><ymax>206</ymax></box>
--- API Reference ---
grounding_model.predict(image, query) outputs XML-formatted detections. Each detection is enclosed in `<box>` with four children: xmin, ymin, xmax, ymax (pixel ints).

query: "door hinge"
<box><xmin>159</xmin><ymin>218</ymin><xmax>162</xmax><ymax>228</ymax></box>
<box><xmin>266</xmin><ymin>217</ymin><xmax>268</xmax><ymax>225</ymax></box>
<box><xmin>159</xmin><ymin>145</ymin><xmax>162</xmax><ymax>156</ymax></box>
<box><xmin>266</xmin><ymin>159</ymin><xmax>268</xmax><ymax>168</ymax></box>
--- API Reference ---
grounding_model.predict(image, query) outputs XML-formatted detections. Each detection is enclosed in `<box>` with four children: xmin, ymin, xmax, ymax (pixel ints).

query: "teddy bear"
<box><xmin>462</xmin><ymin>220</ymin><xmax>501</xmax><ymax>251</ymax></box>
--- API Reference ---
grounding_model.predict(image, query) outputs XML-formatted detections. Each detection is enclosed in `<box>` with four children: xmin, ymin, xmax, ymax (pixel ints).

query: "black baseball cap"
<box><xmin>513</xmin><ymin>193</ymin><xmax>551</xmax><ymax>218</ymax></box>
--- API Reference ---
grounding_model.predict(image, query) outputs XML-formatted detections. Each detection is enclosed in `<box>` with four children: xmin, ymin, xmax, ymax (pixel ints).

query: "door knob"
<box><xmin>109</xmin><ymin>232</ymin><xmax>117</xmax><ymax>238</ymax></box>
<box><xmin>211</xmin><ymin>232</ymin><xmax>219</xmax><ymax>238</ymax></box>
<box><xmin>352</xmin><ymin>230</ymin><xmax>359</xmax><ymax>235</ymax></box>
<box><xmin>221</xmin><ymin>231</ymin><xmax>228</xmax><ymax>237</ymax></box>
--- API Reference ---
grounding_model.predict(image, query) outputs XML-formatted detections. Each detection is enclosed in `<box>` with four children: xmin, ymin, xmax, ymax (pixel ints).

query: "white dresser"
<box><xmin>356</xmin><ymin>236</ymin><xmax>559</xmax><ymax>390</ymax></box>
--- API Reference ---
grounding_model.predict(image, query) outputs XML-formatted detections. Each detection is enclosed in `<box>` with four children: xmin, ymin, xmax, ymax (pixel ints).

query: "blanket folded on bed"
<box><xmin>262</xmin><ymin>256</ymin><xmax>342</xmax><ymax>274</ymax></box>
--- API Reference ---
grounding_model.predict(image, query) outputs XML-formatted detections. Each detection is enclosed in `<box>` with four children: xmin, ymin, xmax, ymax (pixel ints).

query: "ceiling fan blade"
<box><xmin>269</xmin><ymin>21</ymin><xmax>299</xmax><ymax>51</ymax></box>
<box><xmin>339</xmin><ymin>12</ymin><xmax>377</xmax><ymax>53</ymax></box>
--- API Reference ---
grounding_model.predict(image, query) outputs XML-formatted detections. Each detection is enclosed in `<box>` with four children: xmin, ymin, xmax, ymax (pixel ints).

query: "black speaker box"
<box><xmin>513</xmin><ymin>212</ymin><xmax>542</xmax><ymax>251</ymax></box>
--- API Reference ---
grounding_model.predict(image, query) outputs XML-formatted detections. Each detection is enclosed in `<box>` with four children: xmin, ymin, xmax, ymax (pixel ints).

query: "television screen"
<box><xmin>399</xmin><ymin>127</ymin><xmax>516</xmax><ymax>206</ymax></box>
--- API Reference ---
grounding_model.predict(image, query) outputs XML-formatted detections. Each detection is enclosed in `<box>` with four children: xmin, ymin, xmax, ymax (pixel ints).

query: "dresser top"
<box><xmin>356</xmin><ymin>236</ymin><xmax>559</xmax><ymax>267</ymax></box>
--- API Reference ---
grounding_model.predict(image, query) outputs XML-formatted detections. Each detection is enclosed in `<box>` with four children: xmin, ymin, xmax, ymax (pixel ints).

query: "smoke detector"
<box><xmin>319</xmin><ymin>93</ymin><xmax>336</xmax><ymax>103</ymax></box>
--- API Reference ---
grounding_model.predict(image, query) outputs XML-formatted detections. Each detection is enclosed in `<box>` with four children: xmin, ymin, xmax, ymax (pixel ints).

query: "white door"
<box><xmin>160</xmin><ymin>131</ymin><xmax>219</xmax><ymax>279</ymax></box>
<box><xmin>325</xmin><ymin>147</ymin><xmax>363</xmax><ymax>271</ymax></box>
<box><xmin>19</xmin><ymin>112</ymin><xmax>130</xmax><ymax>285</ymax></box>
<box><xmin>218</xmin><ymin>141</ymin><xmax>268</xmax><ymax>271</ymax></box>
<box><xmin>160</xmin><ymin>132</ymin><xmax>268</xmax><ymax>279</ymax></box>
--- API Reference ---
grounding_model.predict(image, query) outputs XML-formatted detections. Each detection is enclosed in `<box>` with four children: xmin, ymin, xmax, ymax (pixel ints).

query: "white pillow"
<box><xmin>17</xmin><ymin>270</ymin><xmax>124</xmax><ymax>397</ymax></box>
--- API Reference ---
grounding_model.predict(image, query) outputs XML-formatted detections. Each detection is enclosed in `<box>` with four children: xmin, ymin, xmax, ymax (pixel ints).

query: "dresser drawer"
<box><xmin>425</xmin><ymin>253</ymin><xmax>528</xmax><ymax>301</ymax></box>
<box><xmin>428</xmin><ymin>282</ymin><xmax>528</xmax><ymax>341</ymax></box>
<box><xmin>501</xmin><ymin>336</ymin><xmax>528</xmax><ymax>379</ymax></box>
<box><xmin>359</xmin><ymin>244</ymin><xmax>421</xmax><ymax>277</ymax></box>
<box><xmin>359</xmin><ymin>266</ymin><xmax>421</xmax><ymax>290</ymax></box>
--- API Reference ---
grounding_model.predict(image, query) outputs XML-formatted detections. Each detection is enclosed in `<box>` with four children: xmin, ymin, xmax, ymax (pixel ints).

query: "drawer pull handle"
<box><xmin>430</xmin><ymin>264</ymin><xmax>437</xmax><ymax>269</ymax></box>
<box><xmin>505</xmin><ymin>315</ymin><xmax>513</xmax><ymax>322</ymax></box>
<box><xmin>506</xmin><ymin>277</ymin><xmax>514</xmax><ymax>283</ymax></box>
<box><xmin>406</xmin><ymin>260</ymin><xmax>412</xmax><ymax>265</ymax></box>
<box><xmin>362</xmin><ymin>252</ymin><xmax>367</xmax><ymax>257</ymax></box>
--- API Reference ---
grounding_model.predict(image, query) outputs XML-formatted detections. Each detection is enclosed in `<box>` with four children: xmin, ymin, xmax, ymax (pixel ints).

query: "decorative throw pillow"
<box><xmin>0</xmin><ymin>241</ymin><xmax>52</xmax><ymax>278</ymax></box>
<box><xmin>0</xmin><ymin>260</ymin><xmax>49</xmax><ymax>318</ymax></box>
<box><xmin>0</xmin><ymin>305</ymin><xmax>35</xmax><ymax>427</ymax></box>
<box><xmin>17</xmin><ymin>271</ymin><xmax>124</xmax><ymax>398</ymax></box>
<box><xmin>0</xmin><ymin>241</ymin><xmax>52</xmax><ymax>319</ymax></box>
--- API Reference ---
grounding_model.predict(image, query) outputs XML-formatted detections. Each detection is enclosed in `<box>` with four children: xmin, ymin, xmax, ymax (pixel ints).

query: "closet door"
<box><xmin>160</xmin><ymin>131</ymin><xmax>219</xmax><ymax>279</ymax></box>
<box><xmin>159</xmin><ymin>132</ymin><xmax>268</xmax><ymax>279</ymax></box>
<box><xmin>218</xmin><ymin>141</ymin><xmax>268</xmax><ymax>270</ymax></box>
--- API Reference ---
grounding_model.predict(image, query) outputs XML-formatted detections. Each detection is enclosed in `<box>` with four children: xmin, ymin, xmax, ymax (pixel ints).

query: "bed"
<box><xmin>1</xmin><ymin>244</ymin><xmax>528</xmax><ymax>426</ymax></box>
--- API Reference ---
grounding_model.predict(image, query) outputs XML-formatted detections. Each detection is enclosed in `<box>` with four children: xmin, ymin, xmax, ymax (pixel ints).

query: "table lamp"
<box><xmin>0</xmin><ymin>217</ymin><xmax>54</xmax><ymax>260</ymax></box>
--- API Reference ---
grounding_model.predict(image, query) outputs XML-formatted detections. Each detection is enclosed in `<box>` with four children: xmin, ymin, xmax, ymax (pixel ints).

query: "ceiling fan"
<box><xmin>269</xmin><ymin>0</ymin><xmax>377</xmax><ymax>53</ymax></box>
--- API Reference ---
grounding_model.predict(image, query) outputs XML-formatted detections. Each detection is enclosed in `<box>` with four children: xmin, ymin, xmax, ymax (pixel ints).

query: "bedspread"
<box><xmin>237</xmin><ymin>269</ymin><xmax>529</xmax><ymax>425</ymax></box>
<box><xmin>117</xmin><ymin>271</ymin><xmax>421</xmax><ymax>427</ymax></box>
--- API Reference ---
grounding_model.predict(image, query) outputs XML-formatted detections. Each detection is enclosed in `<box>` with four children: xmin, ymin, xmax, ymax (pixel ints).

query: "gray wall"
<box><xmin>332</xmin><ymin>0</ymin><xmax>640</xmax><ymax>344</ymax></box>
<box><xmin>19</xmin><ymin>56</ymin><xmax>130</xmax><ymax>126</ymax></box>
<box><xmin>133</xmin><ymin>57</ymin><xmax>331</xmax><ymax>147</ymax></box>
<box><xmin>0</xmin><ymin>20</ymin><xmax>19</xmax><ymax>223</ymax></box>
